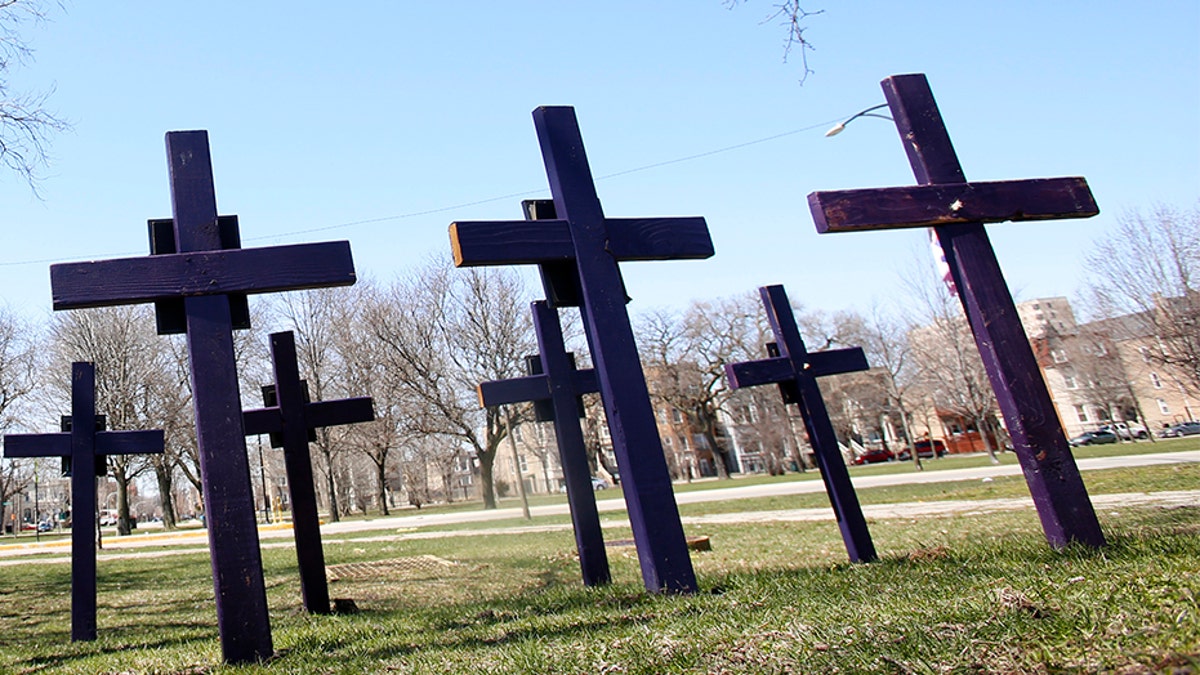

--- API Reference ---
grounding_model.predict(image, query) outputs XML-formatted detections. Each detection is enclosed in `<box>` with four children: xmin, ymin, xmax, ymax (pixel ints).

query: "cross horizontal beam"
<box><xmin>51</xmin><ymin>242</ymin><xmax>356</xmax><ymax>310</ymax></box>
<box><xmin>725</xmin><ymin>347</ymin><xmax>869</xmax><ymax>388</ymax></box>
<box><xmin>4</xmin><ymin>430</ymin><xmax>165</xmax><ymax>458</ymax></box>
<box><xmin>450</xmin><ymin>217</ymin><xmax>713</xmax><ymax>267</ymax></box>
<box><xmin>477</xmin><ymin>369</ymin><xmax>599</xmax><ymax>408</ymax></box>
<box><xmin>809</xmin><ymin>178</ymin><xmax>1099</xmax><ymax>233</ymax></box>
<box><xmin>242</xmin><ymin>398</ymin><xmax>374</xmax><ymax>437</ymax></box>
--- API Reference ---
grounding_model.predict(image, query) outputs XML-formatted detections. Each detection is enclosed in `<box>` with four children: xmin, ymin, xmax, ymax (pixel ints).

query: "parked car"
<box><xmin>590</xmin><ymin>476</ymin><xmax>610</xmax><ymax>490</ymax></box>
<box><xmin>897</xmin><ymin>439</ymin><xmax>947</xmax><ymax>461</ymax></box>
<box><xmin>1069</xmin><ymin>430</ymin><xmax>1118</xmax><ymax>446</ymax></box>
<box><xmin>1159</xmin><ymin>421</ymin><xmax>1200</xmax><ymax>438</ymax></box>
<box><xmin>852</xmin><ymin>448</ymin><xmax>895</xmax><ymax>465</ymax></box>
<box><xmin>1099</xmin><ymin>422</ymin><xmax>1149</xmax><ymax>440</ymax></box>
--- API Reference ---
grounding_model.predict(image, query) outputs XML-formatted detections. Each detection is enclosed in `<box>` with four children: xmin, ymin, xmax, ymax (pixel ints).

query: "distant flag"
<box><xmin>929</xmin><ymin>229</ymin><xmax>957</xmax><ymax>297</ymax></box>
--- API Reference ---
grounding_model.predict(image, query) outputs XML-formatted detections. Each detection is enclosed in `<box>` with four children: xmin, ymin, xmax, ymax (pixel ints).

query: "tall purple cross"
<box><xmin>725</xmin><ymin>285</ymin><xmax>877</xmax><ymax>563</ymax></box>
<box><xmin>243</xmin><ymin>330</ymin><xmax>375</xmax><ymax>614</ymax></box>
<box><xmin>4</xmin><ymin>362</ymin><xmax>164</xmax><ymax>641</ymax></box>
<box><xmin>808</xmin><ymin>73</ymin><xmax>1105</xmax><ymax>548</ymax></box>
<box><xmin>49</xmin><ymin>131</ymin><xmax>358</xmax><ymax>663</ymax></box>
<box><xmin>450</xmin><ymin>107</ymin><xmax>711</xmax><ymax>593</ymax></box>
<box><xmin>478</xmin><ymin>300</ymin><xmax>610</xmax><ymax>586</ymax></box>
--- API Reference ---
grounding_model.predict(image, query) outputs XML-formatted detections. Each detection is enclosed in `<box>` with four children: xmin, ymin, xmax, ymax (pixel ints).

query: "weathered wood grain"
<box><xmin>809</xmin><ymin>178</ymin><xmax>1098</xmax><ymax>233</ymax></box>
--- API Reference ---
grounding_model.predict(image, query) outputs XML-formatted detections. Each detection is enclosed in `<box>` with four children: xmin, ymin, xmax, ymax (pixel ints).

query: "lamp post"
<box><xmin>824</xmin><ymin>103</ymin><xmax>892</xmax><ymax>137</ymax></box>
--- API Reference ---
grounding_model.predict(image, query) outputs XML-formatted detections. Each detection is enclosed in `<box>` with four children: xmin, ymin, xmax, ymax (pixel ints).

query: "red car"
<box><xmin>897</xmin><ymin>439</ymin><xmax>947</xmax><ymax>461</ymax></box>
<box><xmin>852</xmin><ymin>448</ymin><xmax>895</xmax><ymax>465</ymax></box>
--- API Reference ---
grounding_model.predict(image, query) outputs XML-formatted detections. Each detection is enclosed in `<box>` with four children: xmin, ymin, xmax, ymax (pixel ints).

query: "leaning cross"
<box><xmin>725</xmin><ymin>285</ymin><xmax>877</xmax><ymax>563</ymax></box>
<box><xmin>450</xmin><ymin>106</ymin><xmax>710</xmax><ymax>593</ymax></box>
<box><xmin>4</xmin><ymin>362</ymin><xmax>164</xmax><ymax>642</ymax></box>
<box><xmin>242</xmin><ymin>330</ymin><xmax>375</xmax><ymax>614</ymax></box>
<box><xmin>808</xmin><ymin>73</ymin><xmax>1105</xmax><ymax>548</ymax></box>
<box><xmin>478</xmin><ymin>300</ymin><xmax>610</xmax><ymax>587</ymax></box>
<box><xmin>49</xmin><ymin>130</ymin><xmax>358</xmax><ymax>663</ymax></box>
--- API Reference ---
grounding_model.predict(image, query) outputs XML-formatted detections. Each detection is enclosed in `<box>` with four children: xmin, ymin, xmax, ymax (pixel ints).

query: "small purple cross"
<box><xmin>808</xmin><ymin>74</ymin><xmax>1105</xmax><ymax>548</ymax></box>
<box><xmin>450</xmin><ymin>107</ymin><xmax>709</xmax><ymax>593</ymax></box>
<box><xmin>725</xmin><ymin>285</ymin><xmax>877</xmax><ymax>563</ymax></box>
<box><xmin>49</xmin><ymin>131</ymin><xmax>358</xmax><ymax>663</ymax></box>
<box><xmin>243</xmin><ymin>330</ymin><xmax>374</xmax><ymax>614</ymax></box>
<box><xmin>4</xmin><ymin>362</ymin><xmax>164</xmax><ymax>641</ymax></box>
<box><xmin>478</xmin><ymin>300</ymin><xmax>610</xmax><ymax>586</ymax></box>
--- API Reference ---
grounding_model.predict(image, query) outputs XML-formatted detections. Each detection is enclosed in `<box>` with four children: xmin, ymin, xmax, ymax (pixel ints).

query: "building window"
<box><xmin>1158</xmin><ymin>398</ymin><xmax>1170</xmax><ymax>415</ymax></box>
<box><xmin>518</xmin><ymin>455</ymin><xmax>528</xmax><ymax>473</ymax></box>
<box><xmin>1140</xmin><ymin>347</ymin><xmax>1152</xmax><ymax>363</ymax></box>
<box><xmin>1063</xmin><ymin>373</ymin><xmax>1077</xmax><ymax>389</ymax></box>
<box><xmin>671</xmin><ymin>409</ymin><xmax>683</xmax><ymax>424</ymax></box>
<box><xmin>1150</xmin><ymin>372</ymin><xmax>1163</xmax><ymax>389</ymax></box>
<box><xmin>663</xmin><ymin>436</ymin><xmax>673</xmax><ymax>446</ymax></box>
<box><xmin>1075</xmin><ymin>405</ymin><xmax>1089</xmax><ymax>423</ymax></box>
<box><xmin>1052</xmin><ymin>349</ymin><xmax>1068</xmax><ymax>363</ymax></box>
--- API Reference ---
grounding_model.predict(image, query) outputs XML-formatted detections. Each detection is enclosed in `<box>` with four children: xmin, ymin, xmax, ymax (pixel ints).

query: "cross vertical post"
<box><xmin>450</xmin><ymin>107</ymin><xmax>710</xmax><ymax>593</ymax></box>
<box><xmin>3</xmin><ymin>362</ymin><xmax>164</xmax><ymax>641</ymax></box>
<box><xmin>49</xmin><ymin>130</ymin><xmax>357</xmax><ymax>662</ymax></box>
<box><xmin>478</xmin><ymin>300</ymin><xmax>610</xmax><ymax>586</ymax></box>
<box><xmin>808</xmin><ymin>73</ymin><xmax>1105</xmax><ymax>548</ymax></box>
<box><xmin>725</xmin><ymin>285</ymin><xmax>877</xmax><ymax>562</ymax></box>
<box><xmin>242</xmin><ymin>330</ymin><xmax>374</xmax><ymax>613</ymax></box>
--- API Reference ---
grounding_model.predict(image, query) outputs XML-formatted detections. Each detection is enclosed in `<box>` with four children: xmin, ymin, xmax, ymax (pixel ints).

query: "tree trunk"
<box><xmin>321</xmin><ymin>448</ymin><xmax>341</xmax><ymax>522</ymax></box>
<box><xmin>155</xmin><ymin>461</ymin><xmax>178</xmax><ymax>530</ymax></box>
<box><xmin>115</xmin><ymin>470</ymin><xmax>132</xmax><ymax>537</ymax></box>
<box><xmin>477</xmin><ymin>449</ymin><xmax>497</xmax><ymax>509</ymax></box>
<box><xmin>374</xmin><ymin>454</ymin><xmax>389</xmax><ymax>516</ymax></box>
<box><xmin>977</xmin><ymin>415</ymin><xmax>999</xmax><ymax>464</ymax></box>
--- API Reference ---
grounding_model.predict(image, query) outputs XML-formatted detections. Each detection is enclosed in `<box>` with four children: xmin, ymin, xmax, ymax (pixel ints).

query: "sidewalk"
<box><xmin>1</xmin><ymin>489</ymin><xmax>1195</xmax><ymax>567</ymax></box>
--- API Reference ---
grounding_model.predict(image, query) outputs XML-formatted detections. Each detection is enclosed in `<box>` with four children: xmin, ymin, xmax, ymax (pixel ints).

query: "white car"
<box><xmin>1099</xmin><ymin>422</ymin><xmax>1149</xmax><ymax>440</ymax></box>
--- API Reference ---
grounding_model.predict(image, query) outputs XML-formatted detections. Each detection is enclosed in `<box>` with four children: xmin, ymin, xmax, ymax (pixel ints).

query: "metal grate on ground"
<box><xmin>326</xmin><ymin>555</ymin><xmax>458</xmax><ymax>581</ymax></box>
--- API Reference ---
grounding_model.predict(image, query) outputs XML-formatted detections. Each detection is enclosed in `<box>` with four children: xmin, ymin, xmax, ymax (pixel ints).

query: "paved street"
<box><xmin>1</xmin><ymin>449</ymin><xmax>1196</xmax><ymax>565</ymax></box>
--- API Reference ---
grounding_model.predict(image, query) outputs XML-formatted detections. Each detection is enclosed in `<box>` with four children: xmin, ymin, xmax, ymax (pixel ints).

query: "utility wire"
<box><xmin>0</xmin><ymin>115</ymin><xmax>844</xmax><ymax>267</ymax></box>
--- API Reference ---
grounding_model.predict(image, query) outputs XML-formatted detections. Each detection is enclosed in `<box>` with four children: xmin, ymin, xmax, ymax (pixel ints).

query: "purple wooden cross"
<box><xmin>450</xmin><ymin>107</ymin><xmax>710</xmax><ymax>593</ymax></box>
<box><xmin>725</xmin><ymin>285</ymin><xmax>877</xmax><ymax>563</ymax></box>
<box><xmin>49</xmin><ymin>131</ymin><xmax>357</xmax><ymax>663</ymax></box>
<box><xmin>243</xmin><ymin>330</ymin><xmax>374</xmax><ymax>614</ymax></box>
<box><xmin>4</xmin><ymin>362</ymin><xmax>164</xmax><ymax>642</ymax></box>
<box><xmin>808</xmin><ymin>73</ymin><xmax>1105</xmax><ymax>548</ymax></box>
<box><xmin>478</xmin><ymin>300</ymin><xmax>610</xmax><ymax>586</ymax></box>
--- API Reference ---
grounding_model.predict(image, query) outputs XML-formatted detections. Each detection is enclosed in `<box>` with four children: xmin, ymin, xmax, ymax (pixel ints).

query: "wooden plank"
<box><xmin>3</xmin><ymin>433</ymin><xmax>70</xmax><ymax>457</ymax></box>
<box><xmin>241</xmin><ymin>408</ymin><xmax>282</xmax><ymax>436</ymax></box>
<box><xmin>478</xmin><ymin>375</ymin><xmax>550</xmax><ymax>408</ymax></box>
<box><xmin>724</xmin><ymin>356</ymin><xmax>793</xmax><ymax>389</ymax></box>
<box><xmin>51</xmin><ymin>242</ymin><xmax>356</xmax><ymax>310</ymax></box>
<box><xmin>450</xmin><ymin>217</ymin><xmax>713</xmax><ymax>267</ymax></box>
<box><xmin>808</xmin><ymin>177</ymin><xmax>1099</xmax><ymax>233</ymax></box>
<box><xmin>449</xmin><ymin>220</ymin><xmax>574</xmax><ymax>267</ymax></box>
<box><xmin>305</xmin><ymin>397</ymin><xmax>375</xmax><ymax>428</ymax></box>
<box><xmin>606</xmin><ymin>217</ymin><xmax>714</xmax><ymax>260</ymax></box>
<box><xmin>807</xmin><ymin>347</ymin><xmax>870</xmax><ymax>377</ymax></box>
<box><xmin>95</xmin><ymin>430</ymin><xmax>165</xmax><ymax>456</ymax></box>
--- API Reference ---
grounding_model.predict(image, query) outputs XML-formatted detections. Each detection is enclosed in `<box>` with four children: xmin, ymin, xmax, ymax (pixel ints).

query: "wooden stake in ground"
<box><xmin>49</xmin><ymin>130</ymin><xmax>358</xmax><ymax>663</ymax></box>
<box><xmin>4</xmin><ymin>362</ymin><xmax>164</xmax><ymax>641</ymax></box>
<box><xmin>242</xmin><ymin>330</ymin><xmax>374</xmax><ymax>614</ymax></box>
<box><xmin>450</xmin><ymin>107</ymin><xmax>711</xmax><ymax>593</ymax></box>
<box><xmin>725</xmin><ymin>285</ymin><xmax>877</xmax><ymax>563</ymax></box>
<box><xmin>808</xmin><ymin>73</ymin><xmax>1105</xmax><ymax>549</ymax></box>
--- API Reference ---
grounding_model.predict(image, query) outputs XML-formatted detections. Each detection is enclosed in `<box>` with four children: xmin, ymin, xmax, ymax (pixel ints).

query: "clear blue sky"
<box><xmin>1</xmin><ymin>1</ymin><xmax>1196</xmax><ymax>322</ymax></box>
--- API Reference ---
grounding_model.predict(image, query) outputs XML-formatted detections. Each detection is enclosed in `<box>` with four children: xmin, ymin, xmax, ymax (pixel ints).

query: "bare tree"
<box><xmin>905</xmin><ymin>268</ymin><xmax>1001</xmax><ymax>463</ymax></box>
<box><xmin>638</xmin><ymin>293</ymin><xmax>765</xmax><ymax>479</ymax></box>
<box><xmin>48</xmin><ymin>306</ymin><xmax>170</xmax><ymax>535</ymax></box>
<box><xmin>0</xmin><ymin>306</ymin><xmax>37</xmax><ymax>532</ymax></box>
<box><xmin>1086</xmin><ymin>204</ymin><xmax>1200</xmax><ymax>398</ymax></box>
<box><xmin>0</xmin><ymin>1</ymin><xmax>69</xmax><ymax>189</ymax></box>
<box><xmin>367</xmin><ymin>258</ymin><xmax>535</xmax><ymax>510</ymax></box>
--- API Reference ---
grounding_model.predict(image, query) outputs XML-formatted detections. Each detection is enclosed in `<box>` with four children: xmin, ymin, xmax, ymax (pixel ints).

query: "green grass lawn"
<box><xmin>0</xmin><ymin>456</ymin><xmax>1196</xmax><ymax>673</ymax></box>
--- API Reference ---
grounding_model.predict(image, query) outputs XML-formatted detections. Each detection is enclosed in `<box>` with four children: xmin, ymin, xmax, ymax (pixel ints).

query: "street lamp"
<box><xmin>824</xmin><ymin>103</ymin><xmax>892</xmax><ymax>137</ymax></box>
